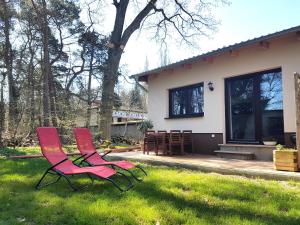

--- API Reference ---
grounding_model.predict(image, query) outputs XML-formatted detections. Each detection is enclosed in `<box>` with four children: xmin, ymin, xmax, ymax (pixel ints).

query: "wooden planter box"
<box><xmin>273</xmin><ymin>150</ymin><xmax>299</xmax><ymax>172</ymax></box>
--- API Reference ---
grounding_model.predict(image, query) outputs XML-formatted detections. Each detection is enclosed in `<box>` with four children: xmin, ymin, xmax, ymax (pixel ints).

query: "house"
<box><xmin>131</xmin><ymin>25</ymin><xmax>300</xmax><ymax>159</ymax></box>
<box><xmin>76</xmin><ymin>100</ymin><xmax>147</xmax><ymax>127</ymax></box>
<box><xmin>75</xmin><ymin>101</ymin><xmax>147</xmax><ymax>140</ymax></box>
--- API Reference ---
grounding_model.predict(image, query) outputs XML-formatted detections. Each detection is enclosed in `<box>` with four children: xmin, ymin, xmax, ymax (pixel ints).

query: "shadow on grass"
<box><xmin>1</xmin><ymin>158</ymin><xmax>300</xmax><ymax>225</ymax></box>
<box><xmin>131</xmin><ymin>179</ymin><xmax>300</xmax><ymax>225</ymax></box>
<box><xmin>0</xmin><ymin>147</ymin><xmax>28</xmax><ymax>157</ymax></box>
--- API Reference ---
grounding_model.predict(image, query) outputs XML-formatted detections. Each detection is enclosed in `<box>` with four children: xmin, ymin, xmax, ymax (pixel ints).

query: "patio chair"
<box><xmin>181</xmin><ymin>130</ymin><xmax>193</xmax><ymax>153</ymax></box>
<box><xmin>169</xmin><ymin>130</ymin><xmax>183</xmax><ymax>155</ymax></box>
<box><xmin>143</xmin><ymin>130</ymin><xmax>157</xmax><ymax>155</ymax></box>
<box><xmin>36</xmin><ymin>127</ymin><xmax>133</xmax><ymax>192</ymax></box>
<box><xmin>157</xmin><ymin>130</ymin><xmax>168</xmax><ymax>155</ymax></box>
<box><xmin>74</xmin><ymin>128</ymin><xmax>147</xmax><ymax>181</ymax></box>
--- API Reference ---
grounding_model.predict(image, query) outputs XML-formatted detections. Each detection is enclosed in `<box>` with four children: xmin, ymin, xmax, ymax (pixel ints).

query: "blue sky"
<box><xmin>121</xmin><ymin>0</ymin><xmax>300</xmax><ymax>75</ymax></box>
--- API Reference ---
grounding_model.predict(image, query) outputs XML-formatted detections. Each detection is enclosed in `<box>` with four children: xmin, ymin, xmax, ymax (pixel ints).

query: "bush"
<box><xmin>137</xmin><ymin>120</ymin><xmax>154</xmax><ymax>135</ymax></box>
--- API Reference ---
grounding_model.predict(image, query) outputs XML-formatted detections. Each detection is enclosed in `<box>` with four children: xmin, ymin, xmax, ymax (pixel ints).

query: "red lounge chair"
<box><xmin>74</xmin><ymin>128</ymin><xmax>147</xmax><ymax>181</ymax></box>
<box><xmin>36</xmin><ymin>127</ymin><xmax>133</xmax><ymax>192</ymax></box>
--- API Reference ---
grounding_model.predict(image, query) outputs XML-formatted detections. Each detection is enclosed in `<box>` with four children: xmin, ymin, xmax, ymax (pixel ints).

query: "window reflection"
<box><xmin>227</xmin><ymin>69</ymin><xmax>284</xmax><ymax>143</ymax></box>
<box><xmin>260</xmin><ymin>71</ymin><xmax>284</xmax><ymax>141</ymax></box>
<box><xmin>170</xmin><ymin>83</ymin><xmax>204</xmax><ymax>117</ymax></box>
<box><xmin>260</xmin><ymin>72</ymin><xmax>283</xmax><ymax>110</ymax></box>
<box><xmin>230</xmin><ymin>78</ymin><xmax>255</xmax><ymax>140</ymax></box>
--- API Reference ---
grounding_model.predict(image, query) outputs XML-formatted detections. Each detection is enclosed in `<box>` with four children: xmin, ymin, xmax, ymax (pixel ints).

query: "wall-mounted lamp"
<box><xmin>208</xmin><ymin>81</ymin><xmax>214</xmax><ymax>91</ymax></box>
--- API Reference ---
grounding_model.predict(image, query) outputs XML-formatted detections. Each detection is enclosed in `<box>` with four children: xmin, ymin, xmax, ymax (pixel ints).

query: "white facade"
<box><xmin>146</xmin><ymin>33</ymin><xmax>300</xmax><ymax>142</ymax></box>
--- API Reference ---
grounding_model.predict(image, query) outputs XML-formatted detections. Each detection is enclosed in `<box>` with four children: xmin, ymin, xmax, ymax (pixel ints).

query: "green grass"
<box><xmin>0</xmin><ymin>146</ymin><xmax>129</xmax><ymax>158</ymax></box>
<box><xmin>0</xmin><ymin>149</ymin><xmax>300</xmax><ymax>225</ymax></box>
<box><xmin>0</xmin><ymin>146</ymin><xmax>79</xmax><ymax>158</ymax></box>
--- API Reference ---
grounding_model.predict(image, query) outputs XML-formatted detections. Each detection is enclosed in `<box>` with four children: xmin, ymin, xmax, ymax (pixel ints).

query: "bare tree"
<box><xmin>99</xmin><ymin>0</ymin><xmax>223</xmax><ymax>138</ymax></box>
<box><xmin>1</xmin><ymin>0</ymin><xmax>18</xmax><ymax>134</ymax></box>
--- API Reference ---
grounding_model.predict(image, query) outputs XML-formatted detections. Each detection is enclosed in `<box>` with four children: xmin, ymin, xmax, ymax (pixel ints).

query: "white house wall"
<box><xmin>147</xmin><ymin>35</ymin><xmax>300</xmax><ymax>140</ymax></box>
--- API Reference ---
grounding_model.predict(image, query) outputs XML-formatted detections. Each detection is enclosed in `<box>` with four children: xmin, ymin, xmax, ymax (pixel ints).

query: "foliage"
<box><xmin>137</xmin><ymin>120</ymin><xmax>154</xmax><ymax>135</ymax></box>
<box><xmin>0</xmin><ymin>0</ymin><xmax>112</xmax><ymax>146</ymax></box>
<box><xmin>129</xmin><ymin>83</ymin><xmax>143</xmax><ymax>110</ymax></box>
<box><xmin>111</xmin><ymin>135</ymin><xmax>137</xmax><ymax>146</ymax></box>
<box><xmin>276</xmin><ymin>144</ymin><xmax>297</xmax><ymax>152</ymax></box>
<box><xmin>0</xmin><ymin>158</ymin><xmax>300</xmax><ymax>225</ymax></box>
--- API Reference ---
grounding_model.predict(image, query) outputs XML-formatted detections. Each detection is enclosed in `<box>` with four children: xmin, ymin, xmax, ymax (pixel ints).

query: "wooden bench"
<box><xmin>214</xmin><ymin>150</ymin><xmax>255</xmax><ymax>160</ymax></box>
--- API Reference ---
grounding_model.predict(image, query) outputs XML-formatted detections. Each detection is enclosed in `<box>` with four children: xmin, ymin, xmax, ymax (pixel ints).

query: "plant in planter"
<box><xmin>137</xmin><ymin>120</ymin><xmax>154</xmax><ymax>138</ymax></box>
<box><xmin>262</xmin><ymin>137</ymin><xmax>277</xmax><ymax>146</ymax></box>
<box><xmin>273</xmin><ymin>144</ymin><xmax>298</xmax><ymax>172</ymax></box>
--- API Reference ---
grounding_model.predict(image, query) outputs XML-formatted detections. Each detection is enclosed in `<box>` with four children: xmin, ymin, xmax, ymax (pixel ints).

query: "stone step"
<box><xmin>218</xmin><ymin>144</ymin><xmax>275</xmax><ymax>161</ymax></box>
<box><xmin>214</xmin><ymin>150</ymin><xmax>255</xmax><ymax>160</ymax></box>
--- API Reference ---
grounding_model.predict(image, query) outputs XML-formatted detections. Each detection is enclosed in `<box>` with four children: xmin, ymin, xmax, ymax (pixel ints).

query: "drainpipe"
<box><xmin>294</xmin><ymin>72</ymin><xmax>300</xmax><ymax>169</ymax></box>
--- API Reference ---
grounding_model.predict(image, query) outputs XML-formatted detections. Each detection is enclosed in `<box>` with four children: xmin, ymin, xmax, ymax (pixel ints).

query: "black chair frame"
<box><xmin>36</xmin><ymin>155</ymin><xmax>133</xmax><ymax>192</ymax></box>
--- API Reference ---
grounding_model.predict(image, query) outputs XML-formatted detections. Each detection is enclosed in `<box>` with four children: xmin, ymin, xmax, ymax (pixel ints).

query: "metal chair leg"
<box><xmin>60</xmin><ymin>173</ymin><xmax>79</xmax><ymax>191</ymax></box>
<box><xmin>136</xmin><ymin>165</ymin><xmax>147</xmax><ymax>176</ymax></box>
<box><xmin>35</xmin><ymin>170</ymin><xmax>62</xmax><ymax>190</ymax></box>
<box><xmin>111</xmin><ymin>164</ymin><xmax>147</xmax><ymax>182</ymax></box>
<box><xmin>105</xmin><ymin>172</ymin><xmax>133</xmax><ymax>192</ymax></box>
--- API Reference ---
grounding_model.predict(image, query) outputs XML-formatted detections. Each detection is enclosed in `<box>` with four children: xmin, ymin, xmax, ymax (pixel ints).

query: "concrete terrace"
<box><xmin>109</xmin><ymin>151</ymin><xmax>300</xmax><ymax>182</ymax></box>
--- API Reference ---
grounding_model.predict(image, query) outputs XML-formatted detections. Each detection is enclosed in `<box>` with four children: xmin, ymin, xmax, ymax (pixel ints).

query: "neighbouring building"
<box><xmin>75</xmin><ymin>102</ymin><xmax>147</xmax><ymax>140</ymax></box>
<box><xmin>131</xmin><ymin>25</ymin><xmax>300</xmax><ymax>159</ymax></box>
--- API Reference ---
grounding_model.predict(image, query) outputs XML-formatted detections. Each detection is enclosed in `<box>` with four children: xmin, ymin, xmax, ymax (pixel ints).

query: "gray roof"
<box><xmin>131</xmin><ymin>25</ymin><xmax>300</xmax><ymax>81</ymax></box>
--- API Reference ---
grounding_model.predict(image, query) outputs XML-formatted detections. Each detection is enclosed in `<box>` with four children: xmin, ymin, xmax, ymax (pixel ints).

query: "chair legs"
<box><xmin>35</xmin><ymin>168</ymin><xmax>134</xmax><ymax>192</ymax></box>
<box><xmin>35</xmin><ymin>169</ymin><xmax>62</xmax><ymax>190</ymax></box>
<box><xmin>111</xmin><ymin>164</ymin><xmax>147</xmax><ymax>182</ymax></box>
<box><xmin>105</xmin><ymin>172</ymin><xmax>133</xmax><ymax>192</ymax></box>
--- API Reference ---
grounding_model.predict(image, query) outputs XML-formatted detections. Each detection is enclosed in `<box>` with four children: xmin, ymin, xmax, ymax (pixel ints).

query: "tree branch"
<box><xmin>120</xmin><ymin>0</ymin><xmax>156</xmax><ymax>47</ymax></box>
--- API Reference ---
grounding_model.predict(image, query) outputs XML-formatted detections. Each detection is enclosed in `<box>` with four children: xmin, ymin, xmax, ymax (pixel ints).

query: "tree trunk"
<box><xmin>40</xmin><ymin>0</ymin><xmax>51</xmax><ymax>126</ymax></box>
<box><xmin>98</xmin><ymin>0</ymin><xmax>155</xmax><ymax>139</ymax></box>
<box><xmin>48</xmin><ymin>71</ymin><xmax>58</xmax><ymax>127</ymax></box>
<box><xmin>99</xmin><ymin>49</ymin><xmax>122</xmax><ymax>139</ymax></box>
<box><xmin>28</xmin><ymin>41</ymin><xmax>35</xmax><ymax>132</ymax></box>
<box><xmin>85</xmin><ymin>47</ymin><xmax>95</xmax><ymax>128</ymax></box>
<box><xmin>0</xmin><ymin>75</ymin><xmax>5</xmax><ymax>147</ymax></box>
<box><xmin>3</xmin><ymin>0</ymin><xmax>17</xmax><ymax>134</ymax></box>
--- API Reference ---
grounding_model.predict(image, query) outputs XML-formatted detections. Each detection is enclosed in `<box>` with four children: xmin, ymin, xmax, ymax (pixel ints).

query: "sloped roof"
<box><xmin>130</xmin><ymin>25</ymin><xmax>300</xmax><ymax>82</ymax></box>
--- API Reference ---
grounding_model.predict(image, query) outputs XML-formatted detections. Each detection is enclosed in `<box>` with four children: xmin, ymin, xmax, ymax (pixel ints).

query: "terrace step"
<box><xmin>214</xmin><ymin>150</ymin><xmax>255</xmax><ymax>160</ymax></box>
<box><xmin>218</xmin><ymin>144</ymin><xmax>275</xmax><ymax>161</ymax></box>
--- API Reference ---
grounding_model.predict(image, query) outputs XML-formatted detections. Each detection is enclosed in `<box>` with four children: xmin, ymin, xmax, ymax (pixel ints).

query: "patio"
<box><xmin>110</xmin><ymin>151</ymin><xmax>300</xmax><ymax>181</ymax></box>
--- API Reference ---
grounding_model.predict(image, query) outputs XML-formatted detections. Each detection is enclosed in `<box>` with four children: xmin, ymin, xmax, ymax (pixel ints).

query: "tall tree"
<box><xmin>77</xmin><ymin>30</ymin><xmax>108</xmax><ymax>127</ymax></box>
<box><xmin>99</xmin><ymin>0</ymin><xmax>222</xmax><ymax>138</ymax></box>
<box><xmin>30</xmin><ymin>0</ymin><xmax>83</xmax><ymax>126</ymax></box>
<box><xmin>129</xmin><ymin>83</ymin><xmax>143</xmax><ymax>110</ymax></box>
<box><xmin>1</xmin><ymin>0</ymin><xmax>18</xmax><ymax>134</ymax></box>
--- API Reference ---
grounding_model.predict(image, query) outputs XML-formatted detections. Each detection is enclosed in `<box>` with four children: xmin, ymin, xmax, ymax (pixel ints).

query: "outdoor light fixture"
<box><xmin>208</xmin><ymin>81</ymin><xmax>214</xmax><ymax>91</ymax></box>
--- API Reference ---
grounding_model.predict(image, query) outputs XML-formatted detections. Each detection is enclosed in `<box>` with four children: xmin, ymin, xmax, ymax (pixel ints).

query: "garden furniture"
<box><xmin>36</xmin><ymin>127</ymin><xmax>133</xmax><ymax>192</ymax></box>
<box><xmin>74</xmin><ymin>128</ymin><xmax>147</xmax><ymax>181</ymax></box>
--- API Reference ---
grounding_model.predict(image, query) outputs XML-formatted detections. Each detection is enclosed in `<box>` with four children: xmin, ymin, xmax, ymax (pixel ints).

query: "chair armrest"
<box><xmin>49</xmin><ymin>158</ymin><xmax>68</xmax><ymax>170</ymax></box>
<box><xmin>84</xmin><ymin>152</ymin><xmax>97</xmax><ymax>161</ymax></box>
<box><xmin>72</xmin><ymin>154</ymin><xmax>87</xmax><ymax>164</ymax></box>
<box><xmin>101</xmin><ymin>150</ymin><xmax>112</xmax><ymax>159</ymax></box>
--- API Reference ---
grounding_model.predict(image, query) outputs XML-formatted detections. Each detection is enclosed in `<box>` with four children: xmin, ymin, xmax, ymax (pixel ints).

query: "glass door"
<box><xmin>227</xmin><ymin>76</ymin><xmax>256</xmax><ymax>143</ymax></box>
<box><xmin>225</xmin><ymin>69</ymin><xmax>284</xmax><ymax>144</ymax></box>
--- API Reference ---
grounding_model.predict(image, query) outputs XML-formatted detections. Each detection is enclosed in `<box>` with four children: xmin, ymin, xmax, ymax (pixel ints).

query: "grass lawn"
<box><xmin>0</xmin><ymin>148</ymin><xmax>300</xmax><ymax>225</ymax></box>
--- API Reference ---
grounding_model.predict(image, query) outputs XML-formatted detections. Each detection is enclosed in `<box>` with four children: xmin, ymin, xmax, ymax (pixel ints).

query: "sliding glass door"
<box><xmin>225</xmin><ymin>68</ymin><xmax>284</xmax><ymax>144</ymax></box>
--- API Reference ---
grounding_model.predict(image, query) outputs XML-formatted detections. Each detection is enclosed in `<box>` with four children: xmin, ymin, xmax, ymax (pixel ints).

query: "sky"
<box><xmin>117</xmin><ymin>0</ymin><xmax>300</xmax><ymax>76</ymax></box>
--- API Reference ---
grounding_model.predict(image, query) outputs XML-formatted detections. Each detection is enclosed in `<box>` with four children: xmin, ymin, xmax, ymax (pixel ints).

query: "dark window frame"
<box><xmin>168</xmin><ymin>82</ymin><xmax>204</xmax><ymax>118</ymax></box>
<box><xmin>225</xmin><ymin>68</ymin><xmax>284</xmax><ymax>144</ymax></box>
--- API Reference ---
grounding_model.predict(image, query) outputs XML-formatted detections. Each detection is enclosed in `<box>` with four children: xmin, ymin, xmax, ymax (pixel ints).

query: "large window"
<box><xmin>169</xmin><ymin>83</ymin><xmax>204</xmax><ymax>118</ymax></box>
<box><xmin>225</xmin><ymin>68</ymin><xmax>284</xmax><ymax>144</ymax></box>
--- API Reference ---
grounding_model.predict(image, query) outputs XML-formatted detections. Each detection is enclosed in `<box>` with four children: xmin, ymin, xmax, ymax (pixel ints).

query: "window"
<box><xmin>169</xmin><ymin>83</ymin><xmax>204</xmax><ymax>118</ymax></box>
<box><xmin>225</xmin><ymin>68</ymin><xmax>284</xmax><ymax>144</ymax></box>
